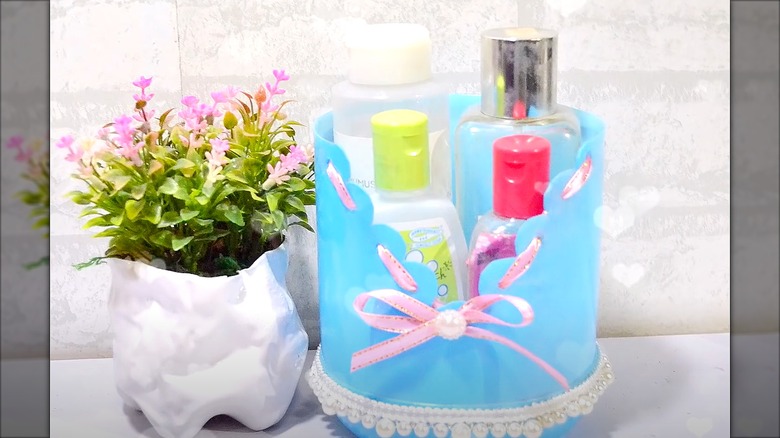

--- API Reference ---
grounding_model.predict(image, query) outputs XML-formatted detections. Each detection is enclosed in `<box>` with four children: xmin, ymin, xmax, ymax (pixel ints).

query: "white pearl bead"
<box><xmin>554</xmin><ymin>411</ymin><xmax>568</xmax><ymax>424</ymax></box>
<box><xmin>433</xmin><ymin>423</ymin><xmax>449</xmax><ymax>438</ymax></box>
<box><xmin>434</xmin><ymin>310</ymin><xmax>468</xmax><ymax>340</ymax></box>
<box><xmin>322</xmin><ymin>403</ymin><xmax>337</xmax><ymax>416</ymax></box>
<box><xmin>578</xmin><ymin>396</ymin><xmax>594</xmax><ymax>414</ymax></box>
<box><xmin>541</xmin><ymin>414</ymin><xmax>555</xmax><ymax>428</ymax></box>
<box><xmin>523</xmin><ymin>419</ymin><xmax>543</xmax><ymax>438</ymax></box>
<box><xmin>490</xmin><ymin>423</ymin><xmax>507</xmax><ymax>438</ymax></box>
<box><xmin>376</xmin><ymin>418</ymin><xmax>396</xmax><ymax>438</ymax></box>
<box><xmin>414</xmin><ymin>423</ymin><xmax>430</xmax><ymax>437</ymax></box>
<box><xmin>507</xmin><ymin>422</ymin><xmax>522</xmax><ymax>437</ymax></box>
<box><xmin>362</xmin><ymin>414</ymin><xmax>376</xmax><ymax>429</ymax></box>
<box><xmin>396</xmin><ymin>421</ymin><xmax>412</xmax><ymax>437</ymax></box>
<box><xmin>565</xmin><ymin>401</ymin><xmax>580</xmax><ymax>417</ymax></box>
<box><xmin>451</xmin><ymin>423</ymin><xmax>471</xmax><ymax>438</ymax></box>
<box><xmin>347</xmin><ymin>409</ymin><xmax>361</xmax><ymax>424</ymax></box>
<box><xmin>472</xmin><ymin>423</ymin><xmax>489</xmax><ymax>438</ymax></box>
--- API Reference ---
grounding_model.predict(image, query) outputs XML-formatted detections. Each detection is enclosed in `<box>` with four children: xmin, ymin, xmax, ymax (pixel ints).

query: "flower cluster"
<box><xmin>61</xmin><ymin>71</ymin><xmax>315</xmax><ymax>276</ymax></box>
<box><xmin>5</xmin><ymin>135</ymin><xmax>50</xmax><ymax>268</ymax></box>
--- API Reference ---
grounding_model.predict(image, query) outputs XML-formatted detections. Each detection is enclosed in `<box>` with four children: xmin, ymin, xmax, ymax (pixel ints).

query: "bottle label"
<box><xmin>333</xmin><ymin>130</ymin><xmax>445</xmax><ymax>192</ymax></box>
<box><xmin>389</xmin><ymin>217</ymin><xmax>460</xmax><ymax>303</ymax></box>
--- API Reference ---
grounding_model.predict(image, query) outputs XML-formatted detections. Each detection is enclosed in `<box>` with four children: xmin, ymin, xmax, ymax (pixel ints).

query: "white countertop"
<box><xmin>42</xmin><ymin>333</ymin><xmax>736</xmax><ymax>437</ymax></box>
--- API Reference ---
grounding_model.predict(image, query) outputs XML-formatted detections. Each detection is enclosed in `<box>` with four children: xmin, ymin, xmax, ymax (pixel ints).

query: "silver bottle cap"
<box><xmin>480</xmin><ymin>28</ymin><xmax>557</xmax><ymax>119</ymax></box>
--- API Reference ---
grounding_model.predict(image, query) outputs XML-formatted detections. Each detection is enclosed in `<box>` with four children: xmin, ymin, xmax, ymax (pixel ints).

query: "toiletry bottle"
<box><xmin>466</xmin><ymin>134</ymin><xmax>550</xmax><ymax>299</ymax></box>
<box><xmin>454</xmin><ymin>27</ymin><xmax>581</xmax><ymax>239</ymax></box>
<box><xmin>371</xmin><ymin>109</ymin><xmax>467</xmax><ymax>303</ymax></box>
<box><xmin>332</xmin><ymin>23</ymin><xmax>451</xmax><ymax>198</ymax></box>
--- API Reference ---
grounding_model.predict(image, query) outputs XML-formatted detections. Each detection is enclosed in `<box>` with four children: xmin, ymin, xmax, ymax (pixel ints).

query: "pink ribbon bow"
<box><xmin>350</xmin><ymin>289</ymin><xmax>570</xmax><ymax>391</ymax></box>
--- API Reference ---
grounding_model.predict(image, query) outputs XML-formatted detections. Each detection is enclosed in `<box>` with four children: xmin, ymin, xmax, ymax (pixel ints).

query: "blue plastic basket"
<box><xmin>308</xmin><ymin>94</ymin><xmax>614</xmax><ymax>438</ymax></box>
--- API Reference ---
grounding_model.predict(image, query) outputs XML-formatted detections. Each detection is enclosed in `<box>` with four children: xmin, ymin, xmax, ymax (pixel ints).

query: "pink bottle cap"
<box><xmin>493</xmin><ymin>134</ymin><xmax>551</xmax><ymax>219</ymax></box>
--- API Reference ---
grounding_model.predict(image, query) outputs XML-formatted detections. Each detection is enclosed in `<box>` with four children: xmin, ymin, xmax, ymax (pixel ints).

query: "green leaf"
<box><xmin>266</xmin><ymin>191</ymin><xmax>282</xmax><ymax>212</ymax></box>
<box><xmin>158</xmin><ymin>108</ymin><xmax>174</xmax><ymax>127</ymax></box>
<box><xmin>225</xmin><ymin>172</ymin><xmax>250</xmax><ymax>185</ymax></box>
<box><xmin>109</xmin><ymin>211</ymin><xmax>124</xmax><ymax>226</ymax></box>
<box><xmin>78</xmin><ymin>206</ymin><xmax>103</xmax><ymax>218</ymax></box>
<box><xmin>158</xmin><ymin>211</ymin><xmax>183</xmax><ymax>227</ymax></box>
<box><xmin>73</xmin><ymin>256</ymin><xmax>108</xmax><ymax>270</ymax></box>
<box><xmin>142</xmin><ymin>204</ymin><xmax>162</xmax><ymax>224</ymax></box>
<box><xmin>180</xmin><ymin>209</ymin><xmax>199</xmax><ymax>221</ymax></box>
<box><xmin>125</xmin><ymin>199</ymin><xmax>146</xmax><ymax>220</ymax></box>
<box><xmin>172</xmin><ymin>158</ymin><xmax>197</xmax><ymax>170</ymax></box>
<box><xmin>285</xmin><ymin>195</ymin><xmax>306</xmax><ymax>213</ymax></box>
<box><xmin>83</xmin><ymin>216</ymin><xmax>110</xmax><ymax>229</ymax></box>
<box><xmin>149</xmin><ymin>230</ymin><xmax>174</xmax><ymax>249</ymax></box>
<box><xmin>103</xmin><ymin>170</ymin><xmax>132</xmax><ymax>193</ymax></box>
<box><xmin>131</xmin><ymin>183</ymin><xmax>147</xmax><ymax>200</ymax></box>
<box><xmin>159</xmin><ymin>177</ymin><xmax>179</xmax><ymax>195</ymax></box>
<box><xmin>289</xmin><ymin>220</ymin><xmax>314</xmax><ymax>233</ymax></box>
<box><xmin>171</xmin><ymin>236</ymin><xmax>194</xmax><ymax>251</ymax></box>
<box><xmin>286</xmin><ymin>177</ymin><xmax>307</xmax><ymax>191</ymax></box>
<box><xmin>224</xmin><ymin>208</ymin><xmax>245</xmax><ymax>226</ymax></box>
<box><xmin>93</xmin><ymin>228</ymin><xmax>121</xmax><ymax>238</ymax></box>
<box><xmin>160</xmin><ymin>177</ymin><xmax>188</xmax><ymax>200</ymax></box>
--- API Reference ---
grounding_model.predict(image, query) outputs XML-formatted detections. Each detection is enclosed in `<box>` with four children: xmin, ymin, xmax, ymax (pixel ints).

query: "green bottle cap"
<box><xmin>371</xmin><ymin>109</ymin><xmax>430</xmax><ymax>192</ymax></box>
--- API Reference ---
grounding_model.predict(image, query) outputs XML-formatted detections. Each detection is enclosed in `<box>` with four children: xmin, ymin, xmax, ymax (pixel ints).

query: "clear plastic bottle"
<box><xmin>467</xmin><ymin>134</ymin><xmax>551</xmax><ymax>298</ymax></box>
<box><xmin>455</xmin><ymin>27</ymin><xmax>581</xmax><ymax>240</ymax></box>
<box><xmin>370</xmin><ymin>109</ymin><xmax>467</xmax><ymax>303</ymax></box>
<box><xmin>332</xmin><ymin>23</ymin><xmax>451</xmax><ymax>197</ymax></box>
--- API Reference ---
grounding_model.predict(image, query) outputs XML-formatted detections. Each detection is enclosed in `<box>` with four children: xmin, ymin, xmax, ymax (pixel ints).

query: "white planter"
<box><xmin>107</xmin><ymin>245</ymin><xmax>308</xmax><ymax>438</ymax></box>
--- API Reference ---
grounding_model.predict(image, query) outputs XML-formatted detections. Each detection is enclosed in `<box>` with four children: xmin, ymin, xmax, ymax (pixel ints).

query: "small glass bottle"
<box><xmin>331</xmin><ymin>23</ymin><xmax>451</xmax><ymax>198</ymax></box>
<box><xmin>370</xmin><ymin>109</ymin><xmax>467</xmax><ymax>302</ymax></box>
<box><xmin>455</xmin><ymin>27</ymin><xmax>581</xmax><ymax>240</ymax></box>
<box><xmin>466</xmin><ymin>134</ymin><xmax>551</xmax><ymax>299</ymax></box>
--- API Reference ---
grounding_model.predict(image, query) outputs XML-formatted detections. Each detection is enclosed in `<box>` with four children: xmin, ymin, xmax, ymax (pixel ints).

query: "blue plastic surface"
<box><xmin>314</xmin><ymin>94</ymin><xmax>605</xmax><ymax>436</ymax></box>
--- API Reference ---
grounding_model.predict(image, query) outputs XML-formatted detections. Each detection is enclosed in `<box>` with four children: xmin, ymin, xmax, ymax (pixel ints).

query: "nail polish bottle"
<box><xmin>466</xmin><ymin>134</ymin><xmax>551</xmax><ymax>298</ymax></box>
<box><xmin>454</xmin><ymin>27</ymin><xmax>581</xmax><ymax>239</ymax></box>
<box><xmin>370</xmin><ymin>109</ymin><xmax>468</xmax><ymax>302</ymax></box>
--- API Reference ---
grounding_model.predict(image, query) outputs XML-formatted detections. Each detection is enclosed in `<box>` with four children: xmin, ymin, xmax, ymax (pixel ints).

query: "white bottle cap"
<box><xmin>346</xmin><ymin>23</ymin><xmax>432</xmax><ymax>85</ymax></box>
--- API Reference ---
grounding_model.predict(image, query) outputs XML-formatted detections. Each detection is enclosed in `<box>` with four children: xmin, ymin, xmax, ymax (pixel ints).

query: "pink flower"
<box><xmin>205</xmin><ymin>150</ymin><xmax>228</xmax><ymax>168</ymax></box>
<box><xmin>210</xmin><ymin>86</ymin><xmax>239</xmax><ymax>104</ymax></box>
<box><xmin>210</xmin><ymin>138</ymin><xmax>230</xmax><ymax>153</ymax></box>
<box><xmin>133</xmin><ymin>92</ymin><xmax>155</xmax><ymax>103</ymax></box>
<box><xmin>132</xmin><ymin>76</ymin><xmax>153</xmax><ymax>90</ymax></box>
<box><xmin>181</xmin><ymin>95</ymin><xmax>199</xmax><ymax>107</ymax></box>
<box><xmin>262</xmin><ymin>162</ymin><xmax>291</xmax><ymax>190</ymax></box>
<box><xmin>113</xmin><ymin>115</ymin><xmax>136</xmax><ymax>148</ymax></box>
<box><xmin>273</xmin><ymin>69</ymin><xmax>290</xmax><ymax>82</ymax></box>
<box><xmin>300</xmin><ymin>143</ymin><xmax>315</xmax><ymax>163</ymax></box>
<box><xmin>6</xmin><ymin>135</ymin><xmax>24</xmax><ymax>150</ymax></box>
<box><xmin>279</xmin><ymin>152</ymin><xmax>302</xmax><ymax>172</ymax></box>
<box><xmin>133</xmin><ymin>109</ymin><xmax>156</xmax><ymax>122</ymax></box>
<box><xmin>96</xmin><ymin>128</ymin><xmax>110</xmax><ymax>139</ymax></box>
<box><xmin>179</xmin><ymin>133</ymin><xmax>204</xmax><ymax>149</ymax></box>
<box><xmin>55</xmin><ymin>134</ymin><xmax>75</xmax><ymax>150</ymax></box>
<box><xmin>118</xmin><ymin>141</ymin><xmax>144</xmax><ymax>166</ymax></box>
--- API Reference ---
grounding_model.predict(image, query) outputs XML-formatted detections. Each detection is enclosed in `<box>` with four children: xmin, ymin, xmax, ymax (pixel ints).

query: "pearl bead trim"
<box><xmin>307</xmin><ymin>346</ymin><xmax>614</xmax><ymax>438</ymax></box>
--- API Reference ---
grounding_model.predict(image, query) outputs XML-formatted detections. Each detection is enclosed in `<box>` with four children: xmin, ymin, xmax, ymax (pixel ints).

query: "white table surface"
<box><xmin>42</xmin><ymin>333</ymin><xmax>738</xmax><ymax>438</ymax></box>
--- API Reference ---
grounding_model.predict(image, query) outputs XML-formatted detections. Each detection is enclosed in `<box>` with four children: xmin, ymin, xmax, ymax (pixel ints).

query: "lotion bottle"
<box><xmin>332</xmin><ymin>23</ymin><xmax>451</xmax><ymax>197</ymax></box>
<box><xmin>371</xmin><ymin>109</ymin><xmax>467</xmax><ymax>302</ymax></box>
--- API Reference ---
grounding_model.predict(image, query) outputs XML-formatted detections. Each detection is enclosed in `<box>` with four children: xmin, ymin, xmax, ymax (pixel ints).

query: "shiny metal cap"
<box><xmin>480</xmin><ymin>28</ymin><xmax>558</xmax><ymax>119</ymax></box>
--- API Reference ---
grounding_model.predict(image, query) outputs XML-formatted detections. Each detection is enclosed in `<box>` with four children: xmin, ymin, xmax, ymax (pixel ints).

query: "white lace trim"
<box><xmin>307</xmin><ymin>346</ymin><xmax>614</xmax><ymax>438</ymax></box>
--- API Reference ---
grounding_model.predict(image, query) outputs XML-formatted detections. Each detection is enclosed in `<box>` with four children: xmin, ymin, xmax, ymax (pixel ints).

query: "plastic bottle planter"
<box><xmin>308</xmin><ymin>95</ymin><xmax>613</xmax><ymax>438</ymax></box>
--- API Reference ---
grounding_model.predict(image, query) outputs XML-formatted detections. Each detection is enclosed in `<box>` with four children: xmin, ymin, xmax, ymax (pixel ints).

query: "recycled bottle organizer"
<box><xmin>308</xmin><ymin>94</ymin><xmax>613</xmax><ymax>438</ymax></box>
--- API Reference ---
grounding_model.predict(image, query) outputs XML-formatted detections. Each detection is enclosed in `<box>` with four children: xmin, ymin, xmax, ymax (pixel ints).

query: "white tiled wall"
<box><xmin>45</xmin><ymin>0</ymin><xmax>732</xmax><ymax>359</ymax></box>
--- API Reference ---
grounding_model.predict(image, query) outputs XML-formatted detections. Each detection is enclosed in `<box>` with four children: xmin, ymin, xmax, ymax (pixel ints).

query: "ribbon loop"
<box><xmin>350</xmin><ymin>290</ymin><xmax>570</xmax><ymax>391</ymax></box>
